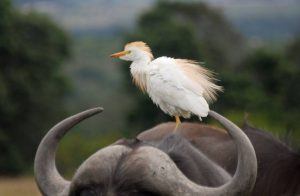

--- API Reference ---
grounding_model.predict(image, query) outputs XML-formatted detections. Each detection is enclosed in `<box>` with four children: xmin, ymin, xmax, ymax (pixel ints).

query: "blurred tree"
<box><xmin>0</xmin><ymin>0</ymin><xmax>71</xmax><ymax>174</ymax></box>
<box><xmin>121</xmin><ymin>1</ymin><xmax>246</xmax><ymax>132</ymax></box>
<box><xmin>220</xmin><ymin>45</ymin><xmax>300</xmax><ymax>136</ymax></box>
<box><xmin>286</xmin><ymin>37</ymin><xmax>300</xmax><ymax>66</ymax></box>
<box><xmin>282</xmin><ymin>36</ymin><xmax>300</xmax><ymax>131</ymax></box>
<box><xmin>219</xmin><ymin>49</ymin><xmax>283</xmax><ymax>112</ymax></box>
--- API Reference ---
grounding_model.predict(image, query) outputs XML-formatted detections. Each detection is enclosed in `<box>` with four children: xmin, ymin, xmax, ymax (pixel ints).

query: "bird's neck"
<box><xmin>130</xmin><ymin>58</ymin><xmax>151</xmax><ymax>92</ymax></box>
<box><xmin>131</xmin><ymin>55</ymin><xmax>152</xmax><ymax>66</ymax></box>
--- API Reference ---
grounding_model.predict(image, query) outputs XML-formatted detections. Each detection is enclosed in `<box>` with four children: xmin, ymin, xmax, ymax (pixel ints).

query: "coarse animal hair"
<box><xmin>138</xmin><ymin>121</ymin><xmax>300</xmax><ymax>196</ymax></box>
<box><xmin>242</xmin><ymin>123</ymin><xmax>300</xmax><ymax>196</ymax></box>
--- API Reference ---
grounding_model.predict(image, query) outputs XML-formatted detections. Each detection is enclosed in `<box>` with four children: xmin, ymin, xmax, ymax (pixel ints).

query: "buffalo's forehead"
<box><xmin>68</xmin><ymin>144</ymin><xmax>158</xmax><ymax>194</ymax></box>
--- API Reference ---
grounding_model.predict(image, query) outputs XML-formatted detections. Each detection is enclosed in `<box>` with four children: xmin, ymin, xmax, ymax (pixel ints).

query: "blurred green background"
<box><xmin>0</xmin><ymin>0</ymin><xmax>299</xmax><ymax>193</ymax></box>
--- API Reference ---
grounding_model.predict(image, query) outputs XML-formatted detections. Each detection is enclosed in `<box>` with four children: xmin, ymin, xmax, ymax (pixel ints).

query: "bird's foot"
<box><xmin>173</xmin><ymin>116</ymin><xmax>181</xmax><ymax>132</ymax></box>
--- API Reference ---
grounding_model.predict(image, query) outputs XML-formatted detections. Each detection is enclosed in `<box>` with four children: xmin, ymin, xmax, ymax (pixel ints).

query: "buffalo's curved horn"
<box><xmin>205</xmin><ymin>110</ymin><xmax>257</xmax><ymax>195</ymax></box>
<box><xmin>138</xmin><ymin>110</ymin><xmax>257</xmax><ymax>196</ymax></box>
<box><xmin>182</xmin><ymin>110</ymin><xmax>257</xmax><ymax>195</ymax></box>
<box><xmin>34</xmin><ymin>107</ymin><xmax>103</xmax><ymax>196</ymax></box>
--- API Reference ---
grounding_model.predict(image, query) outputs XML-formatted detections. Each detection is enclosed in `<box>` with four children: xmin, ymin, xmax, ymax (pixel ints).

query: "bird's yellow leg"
<box><xmin>174</xmin><ymin>116</ymin><xmax>181</xmax><ymax>132</ymax></box>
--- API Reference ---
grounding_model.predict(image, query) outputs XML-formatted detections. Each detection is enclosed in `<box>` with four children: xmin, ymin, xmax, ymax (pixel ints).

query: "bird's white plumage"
<box><xmin>112</xmin><ymin>41</ymin><xmax>222</xmax><ymax>120</ymax></box>
<box><xmin>145</xmin><ymin>57</ymin><xmax>210</xmax><ymax>118</ymax></box>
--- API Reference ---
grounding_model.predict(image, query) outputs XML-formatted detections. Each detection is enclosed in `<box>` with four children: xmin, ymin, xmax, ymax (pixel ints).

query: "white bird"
<box><xmin>111</xmin><ymin>41</ymin><xmax>223</xmax><ymax>130</ymax></box>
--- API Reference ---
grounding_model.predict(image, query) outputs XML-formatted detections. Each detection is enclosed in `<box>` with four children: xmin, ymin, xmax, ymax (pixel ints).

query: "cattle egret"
<box><xmin>111</xmin><ymin>41</ymin><xmax>223</xmax><ymax>130</ymax></box>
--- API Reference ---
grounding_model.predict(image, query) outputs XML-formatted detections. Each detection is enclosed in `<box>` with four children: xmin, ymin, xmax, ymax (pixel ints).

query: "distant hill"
<box><xmin>14</xmin><ymin>0</ymin><xmax>300</xmax><ymax>40</ymax></box>
<box><xmin>14</xmin><ymin>0</ymin><xmax>154</xmax><ymax>35</ymax></box>
<box><xmin>222</xmin><ymin>3</ymin><xmax>300</xmax><ymax>40</ymax></box>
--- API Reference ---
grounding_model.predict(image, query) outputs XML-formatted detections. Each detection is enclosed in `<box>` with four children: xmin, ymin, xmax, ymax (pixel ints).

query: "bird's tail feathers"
<box><xmin>187</xmin><ymin>96</ymin><xmax>209</xmax><ymax>118</ymax></box>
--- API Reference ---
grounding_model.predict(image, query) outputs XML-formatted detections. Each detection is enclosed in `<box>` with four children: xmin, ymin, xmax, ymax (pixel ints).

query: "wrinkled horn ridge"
<box><xmin>34</xmin><ymin>107</ymin><xmax>103</xmax><ymax>196</ymax></box>
<box><xmin>155</xmin><ymin>110</ymin><xmax>257</xmax><ymax>196</ymax></box>
<box><xmin>34</xmin><ymin>108</ymin><xmax>256</xmax><ymax>196</ymax></box>
<box><xmin>206</xmin><ymin>110</ymin><xmax>257</xmax><ymax>195</ymax></box>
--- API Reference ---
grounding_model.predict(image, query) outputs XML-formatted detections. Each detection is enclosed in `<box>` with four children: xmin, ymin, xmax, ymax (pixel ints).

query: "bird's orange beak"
<box><xmin>110</xmin><ymin>50</ymin><xmax>130</xmax><ymax>58</ymax></box>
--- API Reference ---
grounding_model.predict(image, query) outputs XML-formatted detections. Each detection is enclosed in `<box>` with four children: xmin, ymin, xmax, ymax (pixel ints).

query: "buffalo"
<box><xmin>138</xmin><ymin>120</ymin><xmax>300</xmax><ymax>196</ymax></box>
<box><xmin>34</xmin><ymin>107</ymin><xmax>257</xmax><ymax>196</ymax></box>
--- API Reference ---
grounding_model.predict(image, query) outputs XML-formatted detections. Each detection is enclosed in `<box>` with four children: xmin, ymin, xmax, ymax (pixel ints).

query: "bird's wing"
<box><xmin>175</xmin><ymin>59</ymin><xmax>223</xmax><ymax>102</ymax></box>
<box><xmin>149</xmin><ymin>57</ymin><xmax>222</xmax><ymax>103</ymax></box>
<box><xmin>147</xmin><ymin>57</ymin><xmax>210</xmax><ymax>117</ymax></box>
<box><xmin>148</xmin><ymin>58</ymin><xmax>187</xmax><ymax>101</ymax></box>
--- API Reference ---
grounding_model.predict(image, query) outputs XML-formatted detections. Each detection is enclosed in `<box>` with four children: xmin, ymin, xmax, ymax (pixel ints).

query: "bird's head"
<box><xmin>110</xmin><ymin>41</ymin><xmax>153</xmax><ymax>62</ymax></box>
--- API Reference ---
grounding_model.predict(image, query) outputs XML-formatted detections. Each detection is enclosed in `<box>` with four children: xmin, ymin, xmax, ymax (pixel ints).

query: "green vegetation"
<box><xmin>1</xmin><ymin>0</ymin><xmax>299</xmax><ymax>177</ymax></box>
<box><xmin>63</xmin><ymin>36</ymin><xmax>133</xmax><ymax>134</ymax></box>
<box><xmin>57</xmin><ymin>131</ymin><xmax>122</xmax><ymax>175</ymax></box>
<box><xmin>0</xmin><ymin>0</ymin><xmax>70</xmax><ymax>174</ymax></box>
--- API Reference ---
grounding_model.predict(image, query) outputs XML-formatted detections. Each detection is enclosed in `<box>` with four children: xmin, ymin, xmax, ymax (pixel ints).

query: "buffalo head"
<box><xmin>34</xmin><ymin>108</ymin><xmax>257</xmax><ymax>196</ymax></box>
